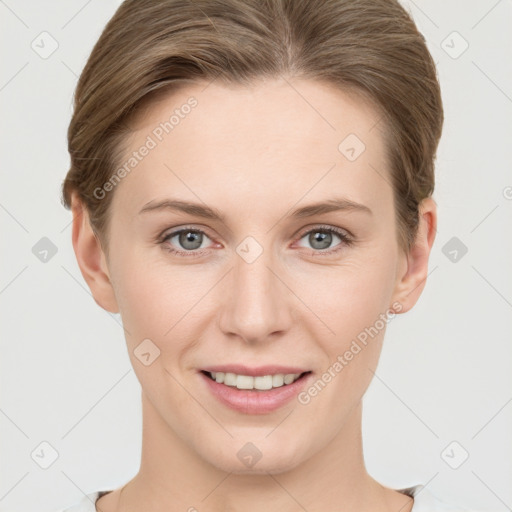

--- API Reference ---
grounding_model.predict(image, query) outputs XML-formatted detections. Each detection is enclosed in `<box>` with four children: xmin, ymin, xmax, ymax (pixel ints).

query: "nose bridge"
<box><xmin>218</xmin><ymin>236</ymin><xmax>293</xmax><ymax>343</ymax></box>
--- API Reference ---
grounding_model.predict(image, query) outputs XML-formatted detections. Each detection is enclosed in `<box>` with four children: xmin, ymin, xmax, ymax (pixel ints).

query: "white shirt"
<box><xmin>55</xmin><ymin>483</ymin><xmax>477</xmax><ymax>511</ymax></box>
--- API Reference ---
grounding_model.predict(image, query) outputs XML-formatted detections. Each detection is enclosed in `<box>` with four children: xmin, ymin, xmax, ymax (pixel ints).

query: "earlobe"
<box><xmin>70</xmin><ymin>192</ymin><xmax>120</xmax><ymax>314</ymax></box>
<box><xmin>390</xmin><ymin>197</ymin><xmax>437</xmax><ymax>314</ymax></box>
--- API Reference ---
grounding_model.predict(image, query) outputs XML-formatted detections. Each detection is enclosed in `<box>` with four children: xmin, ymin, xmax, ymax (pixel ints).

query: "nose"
<box><xmin>217</xmin><ymin>243</ymin><xmax>295</xmax><ymax>344</ymax></box>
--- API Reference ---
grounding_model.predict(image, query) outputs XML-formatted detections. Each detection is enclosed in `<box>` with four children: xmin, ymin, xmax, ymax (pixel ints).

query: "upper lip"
<box><xmin>200</xmin><ymin>364</ymin><xmax>310</xmax><ymax>377</ymax></box>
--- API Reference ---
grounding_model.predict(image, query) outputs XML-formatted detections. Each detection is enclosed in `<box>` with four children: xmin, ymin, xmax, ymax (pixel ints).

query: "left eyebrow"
<box><xmin>138</xmin><ymin>197</ymin><xmax>373</xmax><ymax>220</ymax></box>
<box><xmin>291</xmin><ymin>198</ymin><xmax>373</xmax><ymax>218</ymax></box>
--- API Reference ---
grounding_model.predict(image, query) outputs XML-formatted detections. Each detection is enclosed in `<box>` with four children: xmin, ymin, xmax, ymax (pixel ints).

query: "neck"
<box><xmin>117</xmin><ymin>393</ymin><xmax>410</xmax><ymax>512</ymax></box>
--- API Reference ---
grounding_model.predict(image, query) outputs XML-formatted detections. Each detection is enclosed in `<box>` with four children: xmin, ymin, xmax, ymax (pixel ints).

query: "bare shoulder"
<box><xmin>94</xmin><ymin>489</ymin><xmax>120</xmax><ymax>512</ymax></box>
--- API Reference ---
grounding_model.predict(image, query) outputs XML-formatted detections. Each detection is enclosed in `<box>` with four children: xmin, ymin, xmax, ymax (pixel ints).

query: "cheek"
<box><xmin>111</xmin><ymin>250</ymin><xmax>199</xmax><ymax>345</ymax></box>
<box><xmin>111</xmin><ymin>255</ymin><xmax>203</xmax><ymax>405</ymax></box>
<box><xmin>303</xmin><ymin>256</ymin><xmax>396</xmax><ymax>339</ymax></box>
<box><xmin>299</xmin><ymin>248</ymin><xmax>397</xmax><ymax>383</ymax></box>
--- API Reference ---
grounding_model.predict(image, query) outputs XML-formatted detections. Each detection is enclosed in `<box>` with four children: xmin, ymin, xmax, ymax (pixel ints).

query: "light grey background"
<box><xmin>1</xmin><ymin>1</ymin><xmax>511</xmax><ymax>511</ymax></box>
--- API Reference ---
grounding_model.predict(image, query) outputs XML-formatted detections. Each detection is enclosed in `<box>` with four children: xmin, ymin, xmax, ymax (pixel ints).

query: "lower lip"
<box><xmin>199</xmin><ymin>371</ymin><xmax>313</xmax><ymax>414</ymax></box>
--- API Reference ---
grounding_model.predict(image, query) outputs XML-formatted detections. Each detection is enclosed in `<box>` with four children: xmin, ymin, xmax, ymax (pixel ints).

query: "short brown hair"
<box><xmin>61</xmin><ymin>0</ymin><xmax>443</xmax><ymax>255</ymax></box>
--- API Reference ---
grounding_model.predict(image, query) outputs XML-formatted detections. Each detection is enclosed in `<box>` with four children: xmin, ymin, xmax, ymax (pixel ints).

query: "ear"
<box><xmin>70</xmin><ymin>191</ymin><xmax>119</xmax><ymax>313</ymax></box>
<box><xmin>390</xmin><ymin>197</ymin><xmax>437</xmax><ymax>314</ymax></box>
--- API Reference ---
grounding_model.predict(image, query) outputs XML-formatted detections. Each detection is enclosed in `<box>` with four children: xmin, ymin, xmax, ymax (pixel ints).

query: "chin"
<box><xmin>200</xmin><ymin>438</ymin><xmax>307</xmax><ymax>476</ymax></box>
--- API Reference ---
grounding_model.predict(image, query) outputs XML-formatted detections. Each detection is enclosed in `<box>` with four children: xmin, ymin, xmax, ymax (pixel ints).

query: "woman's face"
<box><xmin>95</xmin><ymin>78</ymin><xmax>416</xmax><ymax>473</ymax></box>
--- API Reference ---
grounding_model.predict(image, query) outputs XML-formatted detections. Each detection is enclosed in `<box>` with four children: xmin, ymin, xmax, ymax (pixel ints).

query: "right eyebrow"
<box><xmin>139</xmin><ymin>199</ymin><xmax>227</xmax><ymax>222</ymax></box>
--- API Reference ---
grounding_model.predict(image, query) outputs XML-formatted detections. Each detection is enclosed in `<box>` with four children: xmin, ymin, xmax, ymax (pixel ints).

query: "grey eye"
<box><xmin>308</xmin><ymin>231</ymin><xmax>333</xmax><ymax>250</ymax></box>
<box><xmin>168</xmin><ymin>230</ymin><xmax>209</xmax><ymax>251</ymax></box>
<box><xmin>297</xmin><ymin>229</ymin><xmax>344</xmax><ymax>251</ymax></box>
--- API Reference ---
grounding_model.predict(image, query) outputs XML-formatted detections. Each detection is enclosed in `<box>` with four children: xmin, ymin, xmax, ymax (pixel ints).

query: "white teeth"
<box><xmin>255</xmin><ymin>375</ymin><xmax>273</xmax><ymax>390</ymax></box>
<box><xmin>207</xmin><ymin>371</ymin><xmax>303</xmax><ymax>390</ymax></box>
<box><xmin>224</xmin><ymin>372</ymin><xmax>237</xmax><ymax>386</ymax></box>
<box><xmin>236</xmin><ymin>375</ymin><xmax>254</xmax><ymax>389</ymax></box>
<box><xmin>283</xmin><ymin>374</ymin><xmax>296</xmax><ymax>385</ymax></box>
<box><xmin>272</xmin><ymin>374</ymin><xmax>284</xmax><ymax>387</ymax></box>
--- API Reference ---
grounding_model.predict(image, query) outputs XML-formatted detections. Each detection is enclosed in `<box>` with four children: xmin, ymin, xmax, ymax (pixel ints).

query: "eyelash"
<box><xmin>158</xmin><ymin>225</ymin><xmax>354</xmax><ymax>258</ymax></box>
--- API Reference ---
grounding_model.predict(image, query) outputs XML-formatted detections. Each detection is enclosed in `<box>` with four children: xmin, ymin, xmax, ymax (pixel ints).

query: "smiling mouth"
<box><xmin>201</xmin><ymin>370</ymin><xmax>312</xmax><ymax>391</ymax></box>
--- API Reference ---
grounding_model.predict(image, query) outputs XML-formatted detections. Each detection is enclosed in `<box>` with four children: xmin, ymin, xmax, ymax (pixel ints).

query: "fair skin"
<box><xmin>71</xmin><ymin>77</ymin><xmax>436</xmax><ymax>512</ymax></box>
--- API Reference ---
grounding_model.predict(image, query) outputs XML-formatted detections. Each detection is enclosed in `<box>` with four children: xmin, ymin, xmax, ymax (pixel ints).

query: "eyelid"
<box><xmin>295</xmin><ymin>223</ymin><xmax>352</xmax><ymax>240</ymax></box>
<box><xmin>158</xmin><ymin>223</ymin><xmax>354</xmax><ymax>257</ymax></box>
<box><xmin>292</xmin><ymin>224</ymin><xmax>354</xmax><ymax>255</ymax></box>
<box><xmin>157</xmin><ymin>224</ymin><xmax>214</xmax><ymax>243</ymax></box>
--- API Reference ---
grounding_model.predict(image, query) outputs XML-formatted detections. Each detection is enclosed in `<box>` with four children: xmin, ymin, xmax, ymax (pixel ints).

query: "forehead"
<box><xmin>112</xmin><ymin>78</ymin><xmax>391</xmax><ymax>219</ymax></box>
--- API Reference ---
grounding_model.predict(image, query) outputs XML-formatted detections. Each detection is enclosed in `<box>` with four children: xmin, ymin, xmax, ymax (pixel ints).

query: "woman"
<box><xmin>58</xmin><ymin>0</ymin><xmax>474</xmax><ymax>510</ymax></box>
